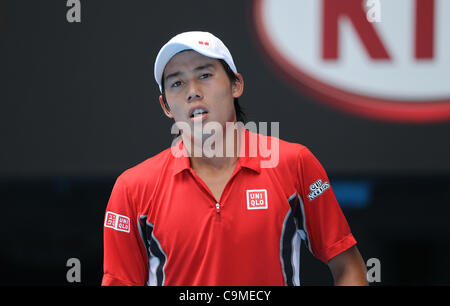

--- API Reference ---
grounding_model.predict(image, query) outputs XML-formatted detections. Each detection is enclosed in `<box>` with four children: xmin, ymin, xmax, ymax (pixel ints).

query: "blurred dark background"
<box><xmin>1</xmin><ymin>0</ymin><xmax>449</xmax><ymax>285</ymax></box>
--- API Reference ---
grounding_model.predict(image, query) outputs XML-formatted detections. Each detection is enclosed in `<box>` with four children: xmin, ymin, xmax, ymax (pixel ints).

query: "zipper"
<box><xmin>215</xmin><ymin>203</ymin><xmax>220</xmax><ymax>214</ymax></box>
<box><xmin>189</xmin><ymin>164</ymin><xmax>242</xmax><ymax>216</ymax></box>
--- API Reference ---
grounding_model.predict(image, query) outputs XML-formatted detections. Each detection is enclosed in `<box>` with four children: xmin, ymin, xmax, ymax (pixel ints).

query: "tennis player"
<box><xmin>102</xmin><ymin>31</ymin><xmax>367</xmax><ymax>286</ymax></box>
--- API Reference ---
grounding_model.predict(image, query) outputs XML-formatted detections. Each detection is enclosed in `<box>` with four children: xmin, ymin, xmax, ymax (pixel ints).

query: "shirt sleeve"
<box><xmin>296</xmin><ymin>146</ymin><xmax>356</xmax><ymax>264</ymax></box>
<box><xmin>102</xmin><ymin>176</ymin><xmax>148</xmax><ymax>286</ymax></box>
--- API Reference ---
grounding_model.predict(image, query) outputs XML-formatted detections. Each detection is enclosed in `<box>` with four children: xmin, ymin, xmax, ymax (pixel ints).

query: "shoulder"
<box><xmin>115</xmin><ymin>147</ymin><xmax>173</xmax><ymax>197</ymax></box>
<box><xmin>252</xmin><ymin>130</ymin><xmax>309</xmax><ymax>165</ymax></box>
<box><xmin>278</xmin><ymin>137</ymin><xmax>309</xmax><ymax>160</ymax></box>
<box><xmin>274</xmin><ymin>136</ymin><xmax>322</xmax><ymax>174</ymax></box>
<box><xmin>273</xmin><ymin>134</ymin><xmax>318</xmax><ymax>166</ymax></box>
<box><xmin>252</xmin><ymin>130</ymin><xmax>327</xmax><ymax>179</ymax></box>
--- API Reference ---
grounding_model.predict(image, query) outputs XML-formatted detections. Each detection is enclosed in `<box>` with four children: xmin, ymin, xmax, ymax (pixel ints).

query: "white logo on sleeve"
<box><xmin>104</xmin><ymin>211</ymin><xmax>130</xmax><ymax>233</ymax></box>
<box><xmin>307</xmin><ymin>179</ymin><xmax>330</xmax><ymax>201</ymax></box>
<box><xmin>246</xmin><ymin>189</ymin><xmax>268</xmax><ymax>210</ymax></box>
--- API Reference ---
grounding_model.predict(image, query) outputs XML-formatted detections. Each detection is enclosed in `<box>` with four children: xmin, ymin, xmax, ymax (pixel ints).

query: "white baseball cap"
<box><xmin>154</xmin><ymin>31</ymin><xmax>238</xmax><ymax>92</ymax></box>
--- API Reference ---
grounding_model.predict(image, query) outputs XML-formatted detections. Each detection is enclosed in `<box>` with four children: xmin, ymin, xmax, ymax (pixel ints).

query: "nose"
<box><xmin>187</xmin><ymin>81</ymin><xmax>203</xmax><ymax>103</ymax></box>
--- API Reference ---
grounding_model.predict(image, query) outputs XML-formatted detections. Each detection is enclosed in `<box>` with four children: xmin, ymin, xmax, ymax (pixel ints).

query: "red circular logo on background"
<box><xmin>252</xmin><ymin>0</ymin><xmax>450</xmax><ymax>123</ymax></box>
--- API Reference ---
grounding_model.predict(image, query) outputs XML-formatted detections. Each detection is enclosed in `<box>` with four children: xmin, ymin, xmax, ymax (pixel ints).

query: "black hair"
<box><xmin>160</xmin><ymin>59</ymin><xmax>247</xmax><ymax>123</ymax></box>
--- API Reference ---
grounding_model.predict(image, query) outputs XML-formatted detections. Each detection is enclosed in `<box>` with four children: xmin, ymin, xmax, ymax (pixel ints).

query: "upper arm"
<box><xmin>296</xmin><ymin>146</ymin><xmax>357</xmax><ymax>263</ymax></box>
<box><xmin>102</xmin><ymin>176</ymin><xmax>149</xmax><ymax>286</ymax></box>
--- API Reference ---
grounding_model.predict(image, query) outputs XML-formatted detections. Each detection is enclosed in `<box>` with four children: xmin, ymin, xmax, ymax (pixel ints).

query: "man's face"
<box><xmin>160</xmin><ymin>50</ymin><xmax>243</xmax><ymax>141</ymax></box>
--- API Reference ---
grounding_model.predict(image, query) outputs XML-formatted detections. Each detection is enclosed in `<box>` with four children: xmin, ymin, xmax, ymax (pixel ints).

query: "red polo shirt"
<box><xmin>102</xmin><ymin>128</ymin><xmax>356</xmax><ymax>286</ymax></box>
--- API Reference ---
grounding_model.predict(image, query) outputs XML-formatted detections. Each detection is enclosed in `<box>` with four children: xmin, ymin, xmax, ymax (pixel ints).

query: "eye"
<box><xmin>171</xmin><ymin>80</ymin><xmax>182</xmax><ymax>88</ymax></box>
<box><xmin>200</xmin><ymin>73</ymin><xmax>211</xmax><ymax>79</ymax></box>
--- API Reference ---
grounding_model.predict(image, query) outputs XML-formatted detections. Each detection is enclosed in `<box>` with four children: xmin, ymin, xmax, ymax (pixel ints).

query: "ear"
<box><xmin>231</xmin><ymin>73</ymin><xmax>244</xmax><ymax>98</ymax></box>
<box><xmin>159</xmin><ymin>95</ymin><xmax>173</xmax><ymax>118</ymax></box>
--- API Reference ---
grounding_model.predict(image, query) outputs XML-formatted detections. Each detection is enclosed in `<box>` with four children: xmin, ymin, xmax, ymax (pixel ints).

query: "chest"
<box><xmin>150</xmin><ymin>168</ymin><xmax>296</xmax><ymax>253</ymax></box>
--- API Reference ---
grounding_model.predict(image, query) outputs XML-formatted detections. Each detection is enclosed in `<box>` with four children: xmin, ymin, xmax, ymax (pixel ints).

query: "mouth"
<box><xmin>189</xmin><ymin>107</ymin><xmax>209</xmax><ymax>121</ymax></box>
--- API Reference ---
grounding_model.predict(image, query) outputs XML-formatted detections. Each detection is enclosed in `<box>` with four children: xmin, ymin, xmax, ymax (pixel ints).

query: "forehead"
<box><xmin>163</xmin><ymin>50</ymin><xmax>219</xmax><ymax>76</ymax></box>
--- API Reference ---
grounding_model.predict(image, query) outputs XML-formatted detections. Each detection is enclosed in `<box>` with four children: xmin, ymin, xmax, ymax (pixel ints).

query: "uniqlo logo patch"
<box><xmin>104</xmin><ymin>211</ymin><xmax>130</xmax><ymax>233</ymax></box>
<box><xmin>246</xmin><ymin>189</ymin><xmax>268</xmax><ymax>210</ymax></box>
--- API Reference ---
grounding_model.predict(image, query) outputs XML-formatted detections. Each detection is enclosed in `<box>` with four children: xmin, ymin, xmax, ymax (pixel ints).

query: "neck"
<box><xmin>183</xmin><ymin>124</ymin><xmax>242</xmax><ymax>172</ymax></box>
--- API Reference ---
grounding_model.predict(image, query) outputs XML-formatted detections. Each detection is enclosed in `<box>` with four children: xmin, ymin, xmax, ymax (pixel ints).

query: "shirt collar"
<box><xmin>236</xmin><ymin>127</ymin><xmax>261</xmax><ymax>174</ymax></box>
<box><xmin>171</xmin><ymin>139</ymin><xmax>191</xmax><ymax>176</ymax></box>
<box><xmin>171</xmin><ymin>127</ymin><xmax>261</xmax><ymax>176</ymax></box>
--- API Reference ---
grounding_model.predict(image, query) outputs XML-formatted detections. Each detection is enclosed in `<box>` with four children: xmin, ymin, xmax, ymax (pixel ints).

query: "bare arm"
<box><xmin>328</xmin><ymin>245</ymin><xmax>368</xmax><ymax>286</ymax></box>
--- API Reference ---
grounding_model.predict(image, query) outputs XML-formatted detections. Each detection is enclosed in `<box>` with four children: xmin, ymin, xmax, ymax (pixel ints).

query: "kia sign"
<box><xmin>253</xmin><ymin>0</ymin><xmax>450</xmax><ymax>122</ymax></box>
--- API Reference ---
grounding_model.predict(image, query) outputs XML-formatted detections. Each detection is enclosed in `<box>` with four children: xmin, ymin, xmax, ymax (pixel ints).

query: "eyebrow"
<box><xmin>164</xmin><ymin>63</ymin><xmax>216</xmax><ymax>84</ymax></box>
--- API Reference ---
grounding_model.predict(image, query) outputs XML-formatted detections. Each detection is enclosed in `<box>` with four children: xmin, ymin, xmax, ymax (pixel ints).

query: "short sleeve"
<box><xmin>102</xmin><ymin>176</ymin><xmax>148</xmax><ymax>286</ymax></box>
<box><xmin>296</xmin><ymin>146</ymin><xmax>356</xmax><ymax>264</ymax></box>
